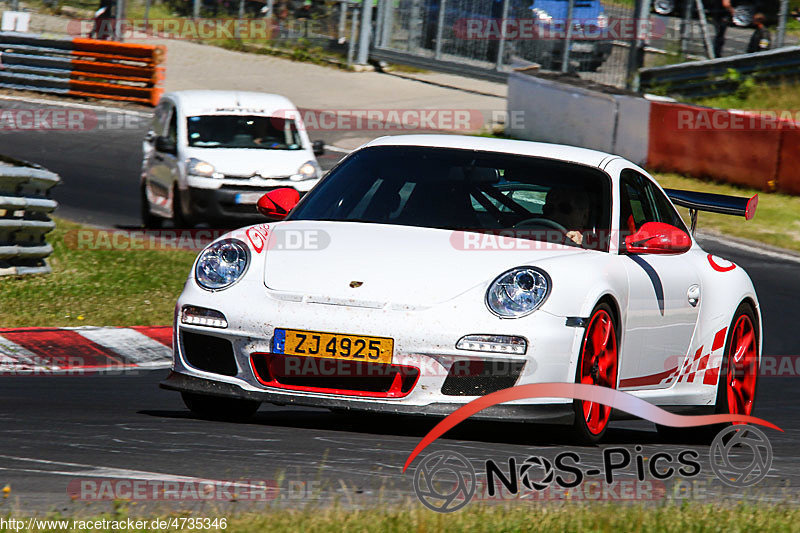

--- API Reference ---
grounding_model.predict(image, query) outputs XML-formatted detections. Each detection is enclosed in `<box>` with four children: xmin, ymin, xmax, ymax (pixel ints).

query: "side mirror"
<box><xmin>155</xmin><ymin>135</ymin><xmax>177</xmax><ymax>155</ymax></box>
<box><xmin>312</xmin><ymin>140</ymin><xmax>325</xmax><ymax>156</ymax></box>
<box><xmin>624</xmin><ymin>222</ymin><xmax>691</xmax><ymax>255</ymax></box>
<box><xmin>257</xmin><ymin>188</ymin><xmax>300</xmax><ymax>220</ymax></box>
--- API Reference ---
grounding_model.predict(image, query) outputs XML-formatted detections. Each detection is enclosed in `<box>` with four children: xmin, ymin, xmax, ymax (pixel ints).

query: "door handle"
<box><xmin>687</xmin><ymin>285</ymin><xmax>700</xmax><ymax>307</ymax></box>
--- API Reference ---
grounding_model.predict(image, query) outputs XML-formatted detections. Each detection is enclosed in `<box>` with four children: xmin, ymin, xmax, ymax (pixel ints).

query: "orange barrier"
<box><xmin>68</xmin><ymin>39</ymin><xmax>165</xmax><ymax>105</ymax></box>
<box><xmin>0</xmin><ymin>34</ymin><xmax>165</xmax><ymax>106</ymax></box>
<box><xmin>69</xmin><ymin>80</ymin><xmax>164</xmax><ymax>106</ymax></box>
<box><xmin>70</xmin><ymin>59</ymin><xmax>164</xmax><ymax>82</ymax></box>
<box><xmin>72</xmin><ymin>38</ymin><xmax>166</xmax><ymax>63</ymax></box>
<box><xmin>647</xmin><ymin>102</ymin><xmax>781</xmax><ymax>191</ymax></box>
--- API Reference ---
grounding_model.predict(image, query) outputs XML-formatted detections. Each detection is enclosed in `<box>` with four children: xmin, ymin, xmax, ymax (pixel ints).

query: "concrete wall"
<box><xmin>507</xmin><ymin>71</ymin><xmax>650</xmax><ymax>166</ymax></box>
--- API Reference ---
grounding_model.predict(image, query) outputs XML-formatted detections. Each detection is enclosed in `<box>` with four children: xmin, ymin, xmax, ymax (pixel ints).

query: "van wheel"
<box><xmin>171</xmin><ymin>186</ymin><xmax>193</xmax><ymax>229</ymax></box>
<box><xmin>140</xmin><ymin>183</ymin><xmax>163</xmax><ymax>229</ymax></box>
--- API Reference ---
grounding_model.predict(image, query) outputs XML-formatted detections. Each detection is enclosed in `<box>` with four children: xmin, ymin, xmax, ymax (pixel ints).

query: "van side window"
<box><xmin>167</xmin><ymin>109</ymin><xmax>178</xmax><ymax>144</ymax></box>
<box><xmin>151</xmin><ymin>101</ymin><xmax>169</xmax><ymax>135</ymax></box>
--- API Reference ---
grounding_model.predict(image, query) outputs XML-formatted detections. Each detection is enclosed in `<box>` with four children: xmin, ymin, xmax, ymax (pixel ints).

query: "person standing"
<box><xmin>710</xmin><ymin>0</ymin><xmax>735</xmax><ymax>58</ymax></box>
<box><xmin>89</xmin><ymin>0</ymin><xmax>115</xmax><ymax>40</ymax></box>
<box><xmin>746</xmin><ymin>13</ymin><xmax>771</xmax><ymax>53</ymax></box>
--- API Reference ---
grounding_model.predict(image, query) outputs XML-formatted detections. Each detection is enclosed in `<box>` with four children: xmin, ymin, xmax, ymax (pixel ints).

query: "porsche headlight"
<box><xmin>187</xmin><ymin>157</ymin><xmax>221</xmax><ymax>178</ymax></box>
<box><xmin>195</xmin><ymin>239</ymin><xmax>249</xmax><ymax>290</ymax></box>
<box><xmin>486</xmin><ymin>267</ymin><xmax>550</xmax><ymax>318</ymax></box>
<box><xmin>291</xmin><ymin>160</ymin><xmax>320</xmax><ymax>181</ymax></box>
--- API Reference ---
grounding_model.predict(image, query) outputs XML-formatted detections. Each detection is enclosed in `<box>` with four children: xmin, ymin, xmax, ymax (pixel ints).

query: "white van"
<box><xmin>140</xmin><ymin>90</ymin><xmax>324</xmax><ymax>227</ymax></box>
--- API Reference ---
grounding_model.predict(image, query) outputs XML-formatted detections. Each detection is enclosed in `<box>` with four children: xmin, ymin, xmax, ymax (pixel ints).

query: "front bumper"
<box><xmin>167</xmin><ymin>271</ymin><xmax>584</xmax><ymax>422</ymax></box>
<box><xmin>161</xmin><ymin>371</ymin><xmax>575</xmax><ymax>423</ymax></box>
<box><xmin>186</xmin><ymin>186</ymin><xmax>305</xmax><ymax>223</ymax></box>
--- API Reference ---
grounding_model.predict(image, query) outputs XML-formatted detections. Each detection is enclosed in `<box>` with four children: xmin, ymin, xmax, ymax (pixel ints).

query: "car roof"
<box><xmin>163</xmin><ymin>90</ymin><xmax>298</xmax><ymax>116</ymax></box>
<box><xmin>363</xmin><ymin>135</ymin><xmax>615</xmax><ymax>169</ymax></box>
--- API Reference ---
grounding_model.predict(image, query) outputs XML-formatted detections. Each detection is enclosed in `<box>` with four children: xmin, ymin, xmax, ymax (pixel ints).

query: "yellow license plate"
<box><xmin>273</xmin><ymin>328</ymin><xmax>393</xmax><ymax>364</ymax></box>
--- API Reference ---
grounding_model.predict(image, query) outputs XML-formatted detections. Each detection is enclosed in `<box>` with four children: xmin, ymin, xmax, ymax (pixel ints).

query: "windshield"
<box><xmin>186</xmin><ymin>115</ymin><xmax>303</xmax><ymax>150</ymax></box>
<box><xmin>289</xmin><ymin>146</ymin><xmax>612</xmax><ymax>251</ymax></box>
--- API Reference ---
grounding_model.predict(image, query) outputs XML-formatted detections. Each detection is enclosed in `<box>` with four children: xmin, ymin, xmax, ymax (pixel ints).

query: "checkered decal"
<box><xmin>620</xmin><ymin>326</ymin><xmax>728</xmax><ymax>388</ymax></box>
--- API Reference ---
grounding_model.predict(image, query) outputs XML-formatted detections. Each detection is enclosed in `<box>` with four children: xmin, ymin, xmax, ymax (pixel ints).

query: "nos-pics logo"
<box><xmin>413</xmin><ymin>425</ymin><xmax>773</xmax><ymax>513</ymax></box>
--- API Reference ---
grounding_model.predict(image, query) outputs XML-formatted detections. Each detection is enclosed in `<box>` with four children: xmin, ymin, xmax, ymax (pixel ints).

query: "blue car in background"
<box><xmin>421</xmin><ymin>0</ymin><xmax>613</xmax><ymax>72</ymax></box>
<box><xmin>516</xmin><ymin>0</ymin><xmax>613</xmax><ymax>71</ymax></box>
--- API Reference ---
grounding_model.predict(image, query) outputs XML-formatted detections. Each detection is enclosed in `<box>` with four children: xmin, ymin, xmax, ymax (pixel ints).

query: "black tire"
<box><xmin>171</xmin><ymin>185</ymin><xmax>193</xmax><ymax>229</ymax></box>
<box><xmin>732</xmin><ymin>3</ymin><xmax>755</xmax><ymax>27</ymax></box>
<box><xmin>657</xmin><ymin>302</ymin><xmax>759</xmax><ymax>443</ymax></box>
<box><xmin>585</xmin><ymin>59</ymin><xmax>604</xmax><ymax>72</ymax></box>
<box><xmin>572</xmin><ymin>302</ymin><xmax>619</xmax><ymax>445</ymax></box>
<box><xmin>140</xmin><ymin>183</ymin><xmax>163</xmax><ymax>229</ymax></box>
<box><xmin>653</xmin><ymin>0</ymin><xmax>676</xmax><ymax>15</ymax></box>
<box><xmin>181</xmin><ymin>392</ymin><xmax>260</xmax><ymax>421</ymax></box>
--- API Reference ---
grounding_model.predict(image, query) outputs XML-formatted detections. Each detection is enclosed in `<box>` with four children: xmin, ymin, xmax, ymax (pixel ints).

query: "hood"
<box><xmin>183</xmin><ymin>146</ymin><xmax>313</xmax><ymax>178</ymax></box>
<box><xmin>262</xmin><ymin>221</ymin><xmax>589</xmax><ymax>309</ymax></box>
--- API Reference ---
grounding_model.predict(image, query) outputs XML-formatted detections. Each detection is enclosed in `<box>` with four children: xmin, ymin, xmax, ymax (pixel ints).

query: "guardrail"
<box><xmin>638</xmin><ymin>46</ymin><xmax>800</xmax><ymax>99</ymax></box>
<box><xmin>0</xmin><ymin>32</ymin><xmax>165</xmax><ymax>106</ymax></box>
<box><xmin>0</xmin><ymin>155</ymin><xmax>60</xmax><ymax>276</ymax></box>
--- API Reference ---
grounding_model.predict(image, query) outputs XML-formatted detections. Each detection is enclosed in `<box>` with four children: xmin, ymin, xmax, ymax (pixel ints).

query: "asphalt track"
<box><xmin>0</xmin><ymin>99</ymin><xmax>798</xmax><ymax>513</ymax></box>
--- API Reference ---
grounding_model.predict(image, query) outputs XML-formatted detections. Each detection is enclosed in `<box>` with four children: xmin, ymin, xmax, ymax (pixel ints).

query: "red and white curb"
<box><xmin>0</xmin><ymin>326</ymin><xmax>172</xmax><ymax>373</ymax></box>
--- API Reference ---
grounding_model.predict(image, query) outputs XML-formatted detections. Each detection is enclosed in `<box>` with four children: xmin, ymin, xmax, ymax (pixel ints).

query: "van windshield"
<box><xmin>186</xmin><ymin>115</ymin><xmax>303</xmax><ymax>150</ymax></box>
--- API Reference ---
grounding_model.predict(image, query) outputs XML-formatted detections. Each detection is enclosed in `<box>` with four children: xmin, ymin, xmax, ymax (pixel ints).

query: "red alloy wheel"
<box><xmin>578</xmin><ymin>308</ymin><xmax>618</xmax><ymax>435</ymax></box>
<box><xmin>726</xmin><ymin>314</ymin><xmax>758</xmax><ymax>420</ymax></box>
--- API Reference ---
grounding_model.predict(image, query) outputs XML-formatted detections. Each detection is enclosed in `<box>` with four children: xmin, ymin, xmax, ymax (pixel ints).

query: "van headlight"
<box><xmin>486</xmin><ymin>267</ymin><xmax>550</xmax><ymax>318</ymax></box>
<box><xmin>187</xmin><ymin>157</ymin><xmax>222</xmax><ymax>178</ymax></box>
<box><xmin>195</xmin><ymin>239</ymin><xmax>250</xmax><ymax>290</ymax></box>
<box><xmin>291</xmin><ymin>161</ymin><xmax>320</xmax><ymax>181</ymax></box>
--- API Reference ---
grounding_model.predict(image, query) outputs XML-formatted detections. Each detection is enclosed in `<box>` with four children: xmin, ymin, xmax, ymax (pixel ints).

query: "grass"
<box><xmin>653</xmin><ymin>172</ymin><xmax>800</xmax><ymax>252</ymax></box>
<box><xmin>691</xmin><ymin>81</ymin><xmax>800</xmax><ymax>112</ymax></box>
<box><xmin>0</xmin><ymin>217</ymin><xmax>195</xmax><ymax>327</ymax></box>
<box><xmin>6</xmin><ymin>502</ymin><xmax>800</xmax><ymax>532</ymax></box>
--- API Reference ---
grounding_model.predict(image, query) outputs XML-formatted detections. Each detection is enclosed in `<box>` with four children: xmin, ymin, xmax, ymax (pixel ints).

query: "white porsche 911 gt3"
<box><xmin>161</xmin><ymin>135</ymin><xmax>761</xmax><ymax>442</ymax></box>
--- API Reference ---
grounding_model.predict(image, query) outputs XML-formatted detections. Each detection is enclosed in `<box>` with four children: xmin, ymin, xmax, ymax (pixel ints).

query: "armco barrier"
<box><xmin>0</xmin><ymin>32</ymin><xmax>165</xmax><ymax>106</ymax></box>
<box><xmin>0</xmin><ymin>155</ymin><xmax>60</xmax><ymax>276</ymax></box>
<box><xmin>647</xmin><ymin>102</ymin><xmax>782</xmax><ymax>191</ymax></box>
<box><xmin>638</xmin><ymin>46</ymin><xmax>800</xmax><ymax>99</ymax></box>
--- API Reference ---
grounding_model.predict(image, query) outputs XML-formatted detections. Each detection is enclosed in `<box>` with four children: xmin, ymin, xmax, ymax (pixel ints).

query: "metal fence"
<box><xmin>370</xmin><ymin>0</ymin><xmax>795</xmax><ymax>89</ymax></box>
<box><xmin>0</xmin><ymin>156</ymin><xmax>60</xmax><ymax>277</ymax></box>
<box><xmin>5</xmin><ymin>0</ymin><xmax>796</xmax><ymax>89</ymax></box>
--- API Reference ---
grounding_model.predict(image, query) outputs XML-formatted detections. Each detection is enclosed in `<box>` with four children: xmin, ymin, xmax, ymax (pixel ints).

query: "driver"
<box><xmin>543</xmin><ymin>187</ymin><xmax>591</xmax><ymax>246</ymax></box>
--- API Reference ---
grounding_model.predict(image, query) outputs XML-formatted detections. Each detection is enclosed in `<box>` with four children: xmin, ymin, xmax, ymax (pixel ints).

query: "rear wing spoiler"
<box><xmin>664</xmin><ymin>188</ymin><xmax>758</xmax><ymax>233</ymax></box>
